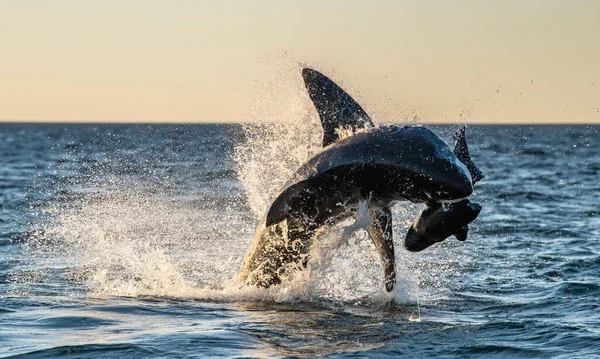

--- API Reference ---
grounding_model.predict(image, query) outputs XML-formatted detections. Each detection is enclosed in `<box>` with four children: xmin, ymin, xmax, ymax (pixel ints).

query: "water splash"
<box><xmin>13</xmin><ymin>72</ymin><xmax>471</xmax><ymax>307</ymax></box>
<box><xmin>235</xmin><ymin>121</ymin><xmax>321</xmax><ymax>218</ymax></box>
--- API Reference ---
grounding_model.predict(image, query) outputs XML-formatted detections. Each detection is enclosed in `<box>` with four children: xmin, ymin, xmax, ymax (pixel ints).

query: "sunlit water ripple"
<box><xmin>1</xmin><ymin>123</ymin><xmax>599</xmax><ymax>358</ymax></box>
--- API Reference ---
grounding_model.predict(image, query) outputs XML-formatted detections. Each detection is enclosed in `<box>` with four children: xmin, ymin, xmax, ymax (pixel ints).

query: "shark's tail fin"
<box><xmin>302</xmin><ymin>68</ymin><xmax>374</xmax><ymax>147</ymax></box>
<box><xmin>453</xmin><ymin>126</ymin><xmax>485</xmax><ymax>184</ymax></box>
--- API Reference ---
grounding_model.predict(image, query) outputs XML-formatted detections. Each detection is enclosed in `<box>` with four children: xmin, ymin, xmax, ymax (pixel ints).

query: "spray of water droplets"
<box><xmin>13</xmin><ymin>66</ymin><xmax>473</xmax><ymax>306</ymax></box>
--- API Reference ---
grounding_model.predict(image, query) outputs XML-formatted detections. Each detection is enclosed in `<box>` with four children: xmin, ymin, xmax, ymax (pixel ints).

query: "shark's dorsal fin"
<box><xmin>302</xmin><ymin>68</ymin><xmax>374</xmax><ymax>147</ymax></box>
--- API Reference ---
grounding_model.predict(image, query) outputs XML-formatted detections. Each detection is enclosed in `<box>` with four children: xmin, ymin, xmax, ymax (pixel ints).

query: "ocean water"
<box><xmin>0</xmin><ymin>122</ymin><xmax>599</xmax><ymax>358</ymax></box>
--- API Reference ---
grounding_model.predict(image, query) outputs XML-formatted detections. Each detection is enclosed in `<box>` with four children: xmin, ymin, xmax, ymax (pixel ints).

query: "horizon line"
<box><xmin>1</xmin><ymin>119</ymin><xmax>598</xmax><ymax>126</ymax></box>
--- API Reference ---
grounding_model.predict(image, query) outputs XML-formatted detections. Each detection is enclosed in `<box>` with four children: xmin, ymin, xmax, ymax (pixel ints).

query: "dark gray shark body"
<box><xmin>239</xmin><ymin>68</ymin><xmax>484</xmax><ymax>292</ymax></box>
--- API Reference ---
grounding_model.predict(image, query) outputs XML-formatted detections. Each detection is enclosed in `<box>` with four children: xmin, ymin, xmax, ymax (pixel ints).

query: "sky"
<box><xmin>1</xmin><ymin>1</ymin><xmax>599</xmax><ymax>124</ymax></box>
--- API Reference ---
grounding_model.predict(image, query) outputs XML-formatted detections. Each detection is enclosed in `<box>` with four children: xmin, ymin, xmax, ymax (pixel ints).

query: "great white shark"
<box><xmin>239</xmin><ymin>68</ymin><xmax>484</xmax><ymax>292</ymax></box>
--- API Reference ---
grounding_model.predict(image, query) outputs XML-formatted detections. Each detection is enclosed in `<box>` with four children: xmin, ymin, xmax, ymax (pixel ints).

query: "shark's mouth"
<box><xmin>436</xmin><ymin>196</ymin><xmax>469</xmax><ymax>204</ymax></box>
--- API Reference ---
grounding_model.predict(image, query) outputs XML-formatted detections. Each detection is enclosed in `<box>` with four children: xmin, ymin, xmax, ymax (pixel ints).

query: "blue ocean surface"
<box><xmin>0</xmin><ymin>123</ymin><xmax>599</xmax><ymax>358</ymax></box>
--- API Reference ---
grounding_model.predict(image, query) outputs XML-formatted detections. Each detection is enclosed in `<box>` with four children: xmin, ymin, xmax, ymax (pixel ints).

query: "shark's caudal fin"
<box><xmin>302</xmin><ymin>68</ymin><xmax>374</xmax><ymax>147</ymax></box>
<box><xmin>453</xmin><ymin>126</ymin><xmax>485</xmax><ymax>184</ymax></box>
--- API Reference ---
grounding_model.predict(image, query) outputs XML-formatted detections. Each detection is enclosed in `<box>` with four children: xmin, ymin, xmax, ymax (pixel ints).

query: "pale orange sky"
<box><xmin>1</xmin><ymin>1</ymin><xmax>599</xmax><ymax>124</ymax></box>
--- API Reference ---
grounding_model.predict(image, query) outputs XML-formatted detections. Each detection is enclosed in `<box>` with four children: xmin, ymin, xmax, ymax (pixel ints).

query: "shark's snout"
<box><xmin>433</xmin><ymin>170</ymin><xmax>474</xmax><ymax>202</ymax></box>
<box><xmin>449</xmin><ymin>174</ymin><xmax>474</xmax><ymax>199</ymax></box>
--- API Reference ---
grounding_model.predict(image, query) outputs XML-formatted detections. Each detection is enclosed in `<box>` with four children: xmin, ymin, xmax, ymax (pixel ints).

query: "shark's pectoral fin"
<box><xmin>405</xmin><ymin>200</ymin><xmax>481</xmax><ymax>252</ymax></box>
<box><xmin>302</xmin><ymin>68</ymin><xmax>374</xmax><ymax>147</ymax></box>
<box><xmin>266</xmin><ymin>181</ymin><xmax>310</xmax><ymax>227</ymax></box>
<box><xmin>266</xmin><ymin>195</ymin><xmax>289</xmax><ymax>227</ymax></box>
<box><xmin>367</xmin><ymin>207</ymin><xmax>396</xmax><ymax>292</ymax></box>
<box><xmin>453</xmin><ymin>126</ymin><xmax>485</xmax><ymax>184</ymax></box>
